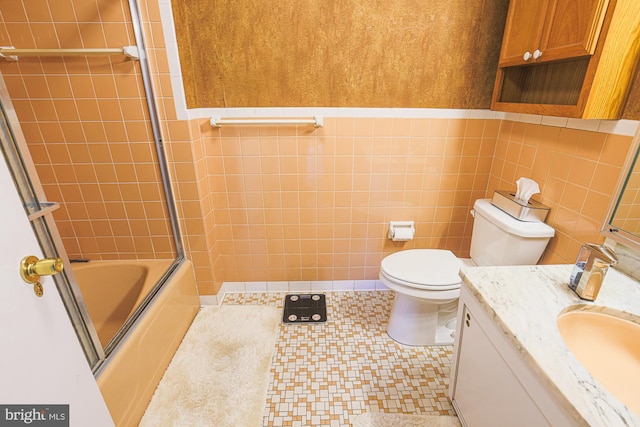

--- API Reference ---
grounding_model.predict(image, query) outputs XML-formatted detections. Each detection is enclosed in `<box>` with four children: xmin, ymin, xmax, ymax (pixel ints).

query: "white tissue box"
<box><xmin>491</xmin><ymin>190</ymin><xmax>550</xmax><ymax>222</ymax></box>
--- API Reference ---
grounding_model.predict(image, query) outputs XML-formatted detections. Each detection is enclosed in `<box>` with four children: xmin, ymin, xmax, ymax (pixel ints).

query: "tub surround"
<box><xmin>97</xmin><ymin>260</ymin><xmax>200</xmax><ymax>426</ymax></box>
<box><xmin>457</xmin><ymin>264</ymin><xmax>640</xmax><ymax>426</ymax></box>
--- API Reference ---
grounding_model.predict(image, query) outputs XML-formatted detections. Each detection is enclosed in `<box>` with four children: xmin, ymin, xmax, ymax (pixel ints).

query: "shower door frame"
<box><xmin>99</xmin><ymin>0</ymin><xmax>186</xmax><ymax>361</ymax></box>
<box><xmin>0</xmin><ymin>77</ymin><xmax>105</xmax><ymax>368</ymax></box>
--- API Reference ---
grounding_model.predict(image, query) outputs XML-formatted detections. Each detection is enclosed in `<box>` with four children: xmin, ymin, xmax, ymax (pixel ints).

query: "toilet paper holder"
<box><xmin>388</xmin><ymin>221</ymin><xmax>415</xmax><ymax>241</ymax></box>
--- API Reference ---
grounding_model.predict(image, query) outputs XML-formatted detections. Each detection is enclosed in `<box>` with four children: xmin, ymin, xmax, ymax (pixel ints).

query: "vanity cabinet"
<box><xmin>450</xmin><ymin>284</ymin><xmax>575</xmax><ymax>427</ymax></box>
<box><xmin>491</xmin><ymin>0</ymin><xmax>640</xmax><ymax>119</ymax></box>
<box><xmin>499</xmin><ymin>0</ymin><xmax>609</xmax><ymax>67</ymax></box>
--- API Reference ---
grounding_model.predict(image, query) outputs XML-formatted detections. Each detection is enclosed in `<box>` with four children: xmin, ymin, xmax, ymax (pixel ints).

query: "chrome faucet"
<box><xmin>569</xmin><ymin>244</ymin><xmax>618</xmax><ymax>301</ymax></box>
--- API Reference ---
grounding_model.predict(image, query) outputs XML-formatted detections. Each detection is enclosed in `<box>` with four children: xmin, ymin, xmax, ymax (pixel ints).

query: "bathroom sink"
<box><xmin>557</xmin><ymin>307</ymin><xmax>640</xmax><ymax>415</ymax></box>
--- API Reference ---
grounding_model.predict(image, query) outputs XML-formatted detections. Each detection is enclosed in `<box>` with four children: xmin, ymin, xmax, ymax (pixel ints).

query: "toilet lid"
<box><xmin>381</xmin><ymin>249</ymin><xmax>462</xmax><ymax>289</ymax></box>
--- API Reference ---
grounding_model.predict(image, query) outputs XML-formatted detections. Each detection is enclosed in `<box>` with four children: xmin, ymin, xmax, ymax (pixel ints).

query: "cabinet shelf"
<box><xmin>499</xmin><ymin>58</ymin><xmax>589</xmax><ymax>106</ymax></box>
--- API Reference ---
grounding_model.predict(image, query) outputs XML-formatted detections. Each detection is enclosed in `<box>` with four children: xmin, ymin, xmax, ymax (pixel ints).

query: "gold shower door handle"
<box><xmin>19</xmin><ymin>255</ymin><xmax>64</xmax><ymax>297</ymax></box>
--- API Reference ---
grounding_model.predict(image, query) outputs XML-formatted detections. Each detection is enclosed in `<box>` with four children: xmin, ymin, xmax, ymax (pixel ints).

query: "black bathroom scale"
<box><xmin>283</xmin><ymin>294</ymin><xmax>327</xmax><ymax>323</ymax></box>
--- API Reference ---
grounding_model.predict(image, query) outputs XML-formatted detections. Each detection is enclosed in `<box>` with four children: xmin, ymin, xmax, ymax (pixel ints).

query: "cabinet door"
<box><xmin>498</xmin><ymin>0</ymin><xmax>551</xmax><ymax>66</ymax></box>
<box><xmin>540</xmin><ymin>0</ymin><xmax>610</xmax><ymax>60</ymax></box>
<box><xmin>452</xmin><ymin>307</ymin><xmax>551</xmax><ymax>427</ymax></box>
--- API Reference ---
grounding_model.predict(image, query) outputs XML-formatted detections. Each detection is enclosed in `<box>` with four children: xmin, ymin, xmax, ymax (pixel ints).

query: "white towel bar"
<box><xmin>210</xmin><ymin>116</ymin><xmax>323</xmax><ymax>128</ymax></box>
<box><xmin>0</xmin><ymin>46</ymin><xmax>140</xmax><ymax>61</ymax></box>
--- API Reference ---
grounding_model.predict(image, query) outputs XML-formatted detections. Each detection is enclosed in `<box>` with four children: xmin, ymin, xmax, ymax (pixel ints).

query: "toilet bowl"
<box><xmin>380</xmin><ymin>198</ymin><xmax>555</xmax><ymax>346</ymax></box>
<box><xmin>380</xmin><ymin>249</ymin><xmax>465</xmax><ymax>346</ymax></box>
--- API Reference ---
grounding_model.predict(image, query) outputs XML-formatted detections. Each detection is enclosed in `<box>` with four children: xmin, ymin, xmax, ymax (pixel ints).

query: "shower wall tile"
<box><xmin>0</xmin><ymin>0</ymin><xmax>176</xmax><ymax>262</ymax></box>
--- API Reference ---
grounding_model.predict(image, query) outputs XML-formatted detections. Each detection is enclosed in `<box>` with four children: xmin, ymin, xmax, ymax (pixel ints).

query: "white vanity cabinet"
<box><xmin>449</xmin><ymin>284</ymin><xmax>575</xmax><ymax>427</ymax></box>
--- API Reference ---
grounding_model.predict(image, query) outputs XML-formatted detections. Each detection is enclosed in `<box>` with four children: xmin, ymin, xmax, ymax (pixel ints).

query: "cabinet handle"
<box><xmin>533</xmin><ymin>49</ymin><xmax>542</xmax><ymax>60</ymax></box>
<box><xmin>523</xmin><ymin>51</ymin><xmax>532</xmax><ymax>61</ymax></box>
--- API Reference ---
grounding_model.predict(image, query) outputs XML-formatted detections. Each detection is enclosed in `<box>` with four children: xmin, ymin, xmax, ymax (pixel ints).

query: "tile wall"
<box><xmin>613</xmin><ymin>159</ymin><xmax>640</xmax><ymax>232</ymax></box>
<box><xmin>200</xmin><ymin>117</ymin><xmax>635</xmax><ymax>289</ymax></box>
<box><xmin>0</xmin><ymin>0</ymin><xmax>177</xmax><ymax>260</ymax></box>
<box><xmin>490</xmin><ymin>121</ymin><xmax>633</xmax><ymax>264</ymax></box>
<box><xmin>0</xmin><ymin>0</ymin><xmax>637</xmax><ymax>295</ymax></box>
<box><xmin>200</xmin><ymin>118</ymin><xmax>498</xmax><ymax>283</ymax></box>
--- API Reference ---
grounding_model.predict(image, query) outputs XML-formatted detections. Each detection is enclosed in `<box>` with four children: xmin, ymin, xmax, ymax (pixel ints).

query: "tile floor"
<box><xmin>222</xmin><ymin>291</ymin><xmax>456</xmax><ymax>426</ymax></box>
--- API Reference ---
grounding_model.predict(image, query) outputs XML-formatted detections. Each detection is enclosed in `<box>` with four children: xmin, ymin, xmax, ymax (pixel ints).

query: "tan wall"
<box><xmin>173</xmin><ymin>0</ymin><xmax>509</xmax><ymax>109</ymax></box>
<box><xmin>200</xmin><ymin>118</ymin><xmax>633</xmax><ymax>286</ymax></box>
<box><xmin>622</xmin><ymin>68</ymin><xmax>640</xmax><ymax>120</ymax></box>
<box><xmin>489</xmin><ymin>122</ymin><xmax>633</xmax><ymax>263</ymax></box>
<box><xmin>612</xmin><ymin>165</ymin><xmax>640</xmax><ymax>233</ymax></box>
<box><xmin>201</xmin><ymin>118</ymin><xmax>498</xmax><ymax>282</ymax></box>
<box><xmin>0</xmin><ymin>1</ymin><xmax>636</xmax><ymax>296</ymax></box>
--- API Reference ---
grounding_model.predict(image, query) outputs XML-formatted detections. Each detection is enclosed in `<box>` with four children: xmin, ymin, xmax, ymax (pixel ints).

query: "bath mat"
<box><xmin>283</xmin><ymin>293</ymin><xmax>327</xmax><ymax>323</ymax></box>
<box><xmin>352</xmin><ymin>413</ymin><xmax>462</xmax><ymax>427</ymax></box>
<box><xmin>138</xmin><ymin>305</ymin><xmax>279</xmax><ymax>427</ymax></box>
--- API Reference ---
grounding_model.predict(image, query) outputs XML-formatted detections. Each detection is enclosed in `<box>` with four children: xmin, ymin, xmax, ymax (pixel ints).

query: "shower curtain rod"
<box><xmin>210</xmin><ymin>116</ymin><xmax>324</xmax><ymax>128</ymax></box>
<box><xmin>0</xmin><ymin>46</ymin><xmax>140</xmax><ymax>61</ymax></box>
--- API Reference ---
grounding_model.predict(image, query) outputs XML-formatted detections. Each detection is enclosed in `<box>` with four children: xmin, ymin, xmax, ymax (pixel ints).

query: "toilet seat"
<box><xmin>380</xmin><ymin>249</ymin><xmax>462</xmax><ymax>291</ymax></box>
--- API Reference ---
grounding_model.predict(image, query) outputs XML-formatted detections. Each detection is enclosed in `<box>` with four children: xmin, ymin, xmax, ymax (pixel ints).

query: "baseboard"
<box><xmin>202</xmin><ymin>280</ymin><xmax>390</xmax><ymax>305</ymax></box>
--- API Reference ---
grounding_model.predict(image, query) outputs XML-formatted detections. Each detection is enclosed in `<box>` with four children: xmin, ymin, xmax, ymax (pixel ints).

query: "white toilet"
<box><xmin>379</xmin><ymin>198</ymin><xmax>555</xmax><ymax>346</ymax></box>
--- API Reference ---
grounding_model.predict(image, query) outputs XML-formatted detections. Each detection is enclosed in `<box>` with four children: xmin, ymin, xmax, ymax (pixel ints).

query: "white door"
<box><xmin>0</xmin><ymin>150</ymin><xmax>114</xmax><ymax>425</ymax></box>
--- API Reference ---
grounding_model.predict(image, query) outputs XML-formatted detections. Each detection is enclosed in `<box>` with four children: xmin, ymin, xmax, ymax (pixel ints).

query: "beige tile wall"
<box><xmin>490</xmin><ymin>121</ymin><xmax>633</xmax><ymax>264</ymax></box>
<box><xmin>1</xmin><ymin>0</ymin><xmax>636</xmax><ymax>295</ymax></box>
<box><xmin>612</xmin><ymin>154</ymin><xmax>640</xmax><ymax>233</ymax></box>
<box><xmin>0</xmin><ymin>0</ymin><xmax>177</xmax><ymax>261</ymax></box>
<box><xmin>201</xmin><ymin>118</ymin><xmax>498</xmax><ymax>282</ymax></box>
<box><xmin>0</xmin><ymin>0</ymin><xmax>221</xmax><ymax>292</ymax></box>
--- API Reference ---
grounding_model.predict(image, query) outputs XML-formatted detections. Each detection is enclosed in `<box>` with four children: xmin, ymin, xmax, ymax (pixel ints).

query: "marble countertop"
<box><xmin>459</xmin><ymin>264</ymin><xmax>640</xmax><ymax>427</ymax></box>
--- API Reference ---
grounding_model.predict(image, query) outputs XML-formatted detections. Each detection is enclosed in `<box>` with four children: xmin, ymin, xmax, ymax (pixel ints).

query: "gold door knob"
<box><xmin>20</xmin><ymin>255</ymin><xmax>64</xmax><ymax>297</ymax></box>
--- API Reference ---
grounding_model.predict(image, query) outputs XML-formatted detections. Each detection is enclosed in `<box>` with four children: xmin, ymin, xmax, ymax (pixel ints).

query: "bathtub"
<box><xmin>72</xmin><ymin>259</ymin><xmax>175</xmax><ymax>347</ymax></box>
<box><xmin>96</xmin><ymin>260</ymin><xmax>200</xmax><ymax>426</ymax></box>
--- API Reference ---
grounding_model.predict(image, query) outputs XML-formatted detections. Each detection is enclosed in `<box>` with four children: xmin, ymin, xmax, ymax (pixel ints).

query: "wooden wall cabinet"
<box><xmin>499</xmin><ymin>0</ymin><xmax>609</xmax><ymax>67</ymax></box>
<box><xmin>492</xmin><ymin>0</ymin><xmax>640</xmax><ymax>119</ymax></box>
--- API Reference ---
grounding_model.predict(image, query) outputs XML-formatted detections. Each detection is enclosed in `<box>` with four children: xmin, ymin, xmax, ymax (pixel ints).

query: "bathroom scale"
<box><xmin>283</xmin><ymin>293</ymin><xmax>327</xmax><ymax>323</ymax></box>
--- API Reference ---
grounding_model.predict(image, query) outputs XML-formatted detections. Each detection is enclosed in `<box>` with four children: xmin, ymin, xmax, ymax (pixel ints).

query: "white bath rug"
<box><xmin>352</xmin><ymin>413</ymin><xmax>462</xmax><ymax>427</ymax></box>
<box><xmin>138</xmin><ymin>305</ymin><xmax>279</xmax><ymax>427</ymax></box>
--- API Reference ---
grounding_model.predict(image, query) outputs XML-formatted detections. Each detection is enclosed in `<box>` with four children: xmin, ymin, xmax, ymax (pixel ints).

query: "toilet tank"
<box><xmin>470</xmin><ymin>199</ymin><xmax>555</xmax><ymax>266</ymax></box>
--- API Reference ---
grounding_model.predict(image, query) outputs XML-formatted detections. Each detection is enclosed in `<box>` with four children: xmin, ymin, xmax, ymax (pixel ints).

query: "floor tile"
<box><xmin>222</xmin><ymin>291</ymin><xmax>455</xmax><ymax>426</ymax></box>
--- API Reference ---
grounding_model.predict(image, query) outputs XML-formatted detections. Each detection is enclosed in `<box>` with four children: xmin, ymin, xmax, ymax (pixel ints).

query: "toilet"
<box><xmin>380</xmin><ymin>198</ymin><xmax>555</xmax><ymax>346</ymax></box>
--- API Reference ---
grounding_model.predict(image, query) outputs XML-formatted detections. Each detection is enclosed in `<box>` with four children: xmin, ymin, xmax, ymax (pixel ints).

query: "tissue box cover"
<box><xmin>491</xmin><ymin>190</ymin><xmax>550</xmax><ymax>222</ymax></box>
